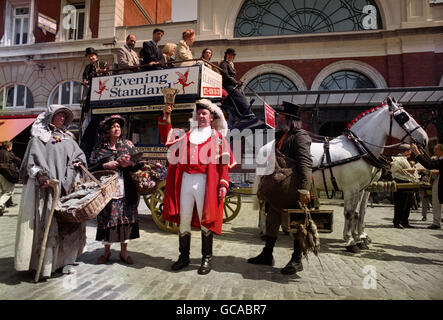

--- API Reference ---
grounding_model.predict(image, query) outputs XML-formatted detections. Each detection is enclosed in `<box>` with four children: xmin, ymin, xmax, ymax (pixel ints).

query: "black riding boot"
<box><xmin>247</xmin><ymin>236</ymin><xmax>276</xmax><ymax>266</ymax></box>
<box><xmin>281</xmin><ymin>240</ymin><xmax>303</xmax><ymax>275</ymax></box>
<box><xmin>198</xmin><ymin>231</ymin><xmax>213</xmax><ymax>275</ymax></box>
<box><xmin>171</xmin><ymin>233</ymin><xmax>191</xmax><ymax>271</ymax></box>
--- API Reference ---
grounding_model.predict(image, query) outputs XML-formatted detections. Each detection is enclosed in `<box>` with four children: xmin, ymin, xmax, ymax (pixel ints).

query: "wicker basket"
<box><xmin>56</xmin><ymin>166</ymin><xmax>118</xmax><ymax>223</ymax></box>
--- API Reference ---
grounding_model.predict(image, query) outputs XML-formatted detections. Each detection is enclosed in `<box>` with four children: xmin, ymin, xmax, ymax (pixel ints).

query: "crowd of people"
<box><xmin>2</xmin><ymin>29</ymin><xmax>440</xmax><ymax>282</ymax></box>
<box><xmin>4</xmin><ymin>102</ymin><xmax>442</xmax><ymax>281</ymax></box>
<box><xmin>80</xmin><ymin>28</ymin><xmax>255</xmax><ymax>127</ymax></box>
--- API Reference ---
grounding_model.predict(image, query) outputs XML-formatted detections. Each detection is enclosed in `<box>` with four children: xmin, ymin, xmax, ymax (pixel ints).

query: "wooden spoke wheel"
<box><xmin>146</xmin><ymin>180</ymin><xmax>179</xmax><ymax>233</ymax></box>
<box><xmin>223</xmin><ymin>192</ymin><xmax>241</xmax><ymax>223</ymax></box>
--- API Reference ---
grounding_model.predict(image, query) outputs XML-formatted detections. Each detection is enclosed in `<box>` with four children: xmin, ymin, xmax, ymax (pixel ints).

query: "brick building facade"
<box><xmin>0</xmin><ymin>0</ymin><xmax>442</xmax><ymax>152</ymax></box>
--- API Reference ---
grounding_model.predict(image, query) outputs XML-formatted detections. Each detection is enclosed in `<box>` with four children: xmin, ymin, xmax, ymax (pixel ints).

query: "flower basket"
<box><xmin>131</xmin><ymin>162</ymin><xmax>167</xmax><ymax>195</ymax></box>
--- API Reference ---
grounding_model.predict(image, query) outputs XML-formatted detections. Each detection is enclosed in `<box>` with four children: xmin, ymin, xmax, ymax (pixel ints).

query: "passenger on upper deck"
<box><xmin>175</xmin><ymin>29</ymin><xmax>195</xmax><ymax>67</ymax></box>
<box><xmin>117</xmin><ymin>34</ymin><xmax>140</xmax><ymax>74</ymax></box>
<box><xmin>81</xmin><ymin>47</ymin><xmax>108</xmax><ymax>116</ymax></box>
<box><xmin>162</xmin><ymin>43</ymin><xmax>177</xmax><ymax>67</ymax></box>
<box><xmin>219</xmin><ymin>48</ymin><xmax>255</xmax><ymax>119</ymax></box>
<box><xmin>198</xmin><ymin>48</ymin><xmax>218</xmax><ymax>73</ymax></box>
<box><xmin>139</xmin><ymin>28</ymin><xmax>165</xmax><ymax>71</ymax></box>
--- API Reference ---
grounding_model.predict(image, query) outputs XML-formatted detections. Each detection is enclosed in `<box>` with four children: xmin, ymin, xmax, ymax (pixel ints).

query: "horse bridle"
<box><xmin>388</xmin><ymin>105</ymin><xmax>424</xmax><ymax>147</ymax></box>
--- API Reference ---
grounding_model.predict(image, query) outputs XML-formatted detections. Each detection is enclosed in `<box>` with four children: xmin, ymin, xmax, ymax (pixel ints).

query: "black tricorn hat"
<box><xmin>224</xmin><ymin>48</ymin><xmax>236</xmax><ymax>56</ymax></box>
<box><xmin>85</xmin><ymin>47</ymin><xmax>98</xmax><ymax>56</ymax></box>
<box><xmin>274</xmin><ymin>101</ymin><xmax>302</xmax><ymax>120</ymax></box>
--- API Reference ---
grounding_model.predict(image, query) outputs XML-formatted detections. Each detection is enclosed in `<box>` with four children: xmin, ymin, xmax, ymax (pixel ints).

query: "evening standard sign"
<box><xmin>90</xmin><ymin>65</ymin><xmax>221</xmax><ymax>103</ymax></box>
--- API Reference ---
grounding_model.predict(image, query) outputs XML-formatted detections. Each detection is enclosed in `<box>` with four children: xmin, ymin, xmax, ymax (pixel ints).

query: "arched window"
<box><xmin>0</xmin><ymin>84</ymin><xmax>34</xmax><ymax>108</ymax></box>
<box><xmin>244</xmin><ymin>73</ymin><xmax>297</xmax><ymax>93</ymax></box>
<box><xmin>234</xmin><ymin>0</ymin><xmax>382</xmax><ymax>37</ymax></box>
<box><xmin>49</xmin><ymin>81</ymin><xmax>84</xmax><ymax>107</ymax></box>
<box><xmin>319</xmin><ymin>70</ymin><xmax>376</xmax><ymax>90</ymax></box>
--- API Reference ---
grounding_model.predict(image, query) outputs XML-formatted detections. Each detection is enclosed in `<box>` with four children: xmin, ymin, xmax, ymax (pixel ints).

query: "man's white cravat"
<box><xmin>189</xmin><ymin>126</ymin><xmax>212</xmax><ymax>145</ymax></box>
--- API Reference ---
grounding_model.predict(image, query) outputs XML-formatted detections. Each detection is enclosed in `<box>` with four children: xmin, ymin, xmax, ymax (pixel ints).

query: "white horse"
<box><xmin>256</xmin><ymin>97</ymin><xmax>428</xmax><ymax>252</ymax></box>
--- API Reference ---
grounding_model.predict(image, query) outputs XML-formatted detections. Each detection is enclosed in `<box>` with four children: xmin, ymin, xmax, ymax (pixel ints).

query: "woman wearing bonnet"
<box><xmin>15</xmin><ymin>105</ymin><xmax>87</xmax><ymax>279</ymax></box>
<box><xmin>88</xmin><ymin>115</ymin><xmax>143</xmax><ymax>265</ymax></box>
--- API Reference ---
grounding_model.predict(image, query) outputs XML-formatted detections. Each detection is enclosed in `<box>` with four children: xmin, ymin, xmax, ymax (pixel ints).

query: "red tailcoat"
<box><xmin>158</xmin><ymin>117</ymin><xmax>236</xmax><ymax>235</ymax></box>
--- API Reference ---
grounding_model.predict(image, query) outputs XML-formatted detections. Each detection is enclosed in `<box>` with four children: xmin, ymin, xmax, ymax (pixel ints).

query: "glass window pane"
<box><xmin>61</xmin><ymin>82</ymin><xmax>71</xmax><ymax>105</ymax></box>
<box><xmin>245</xmin><ymin>73</ymin><xmax>297</xmax><ymax>94</ymax></box>
<box><xmin>14</xmin><ymin>18</ymin><xmax>21</xmax><ymax>45</ymax></box>
<box><xmin>77</xmin><ymin>12</ymin><xmax>85</xmax><ymax>40</ymax></box>
<box><xmin>72</xmin><ymin>82</ymin><xmax>82</xmax><ymax>104</ymax></box>
<box><xmin>16</xmin><ymin>85</ymin><xmax>25</xmax><ymax>106</ymax></box>
<box><xmin>26</xmin><ymin>89</ymin><xmax>34</xmax><ymax>108</ymax></box>
<box><xmin>15</xmin><ymin>7</ymin><xmax>29</xmax><ymax>15</ymax></box>
<box><xmin>6</xmin><ymin>86</ymin><xmax>14</xmax><ymax>107</ymax></box>
<box><xmin>320</xmin><ymin>70</ymin><xmax>376</xmax><ymax>90</ymax></box>
<box><xmin>22</xmin><ymin>18</ymin><xmax>28</xmax><ymax>44</ymax></box>
<box><xmin>234</xmin><ymin>0</ymin><xmax>382</xmax><ymax>37</ymax></box>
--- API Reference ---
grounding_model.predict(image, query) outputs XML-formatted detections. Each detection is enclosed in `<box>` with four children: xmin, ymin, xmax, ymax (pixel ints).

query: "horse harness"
<box><xmin>312</xmin><ymin>105</ymin><xmax>423</xmax><ymax>198</ymax></box>
<box><xmin>312</xmin><ymin>130</ymin><xmax>390</xmax><ymax>199</ymax></box>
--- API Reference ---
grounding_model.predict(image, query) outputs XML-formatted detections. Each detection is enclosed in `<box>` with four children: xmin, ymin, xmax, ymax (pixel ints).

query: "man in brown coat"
<box><xmin>248</xmin><ymin>101</ymin><xmax>312</xmax><ymax>275</ymax></box>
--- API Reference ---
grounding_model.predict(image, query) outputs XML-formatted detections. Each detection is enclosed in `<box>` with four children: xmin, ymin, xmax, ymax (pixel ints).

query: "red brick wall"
<box><xmin>33</xmin><ymin>0</ymin><xmax>60</xmax><ymax>43</ymax></box>
<box><xmin>0</xmin><ymin>0</ymin><xmax>5</xmax><ymax>41</ymax></box>
<box><xmin>235</xmin><ymin>52</ymin><xmax>442</xmax><ymax>89</ymax></box>
<box><xmin>124</xmin><ymin>0</ymin><xmax>171</xmax><ymax>26</ymax></box>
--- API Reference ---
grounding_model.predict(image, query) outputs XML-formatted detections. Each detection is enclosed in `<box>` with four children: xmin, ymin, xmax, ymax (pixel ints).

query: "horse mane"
<box><xmin>346</xmin><ymin>103</ymin><xmax>386</xmax><ymax>130</ymax></box>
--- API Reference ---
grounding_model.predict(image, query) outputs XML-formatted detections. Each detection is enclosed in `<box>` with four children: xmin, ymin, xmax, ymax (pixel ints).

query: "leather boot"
<box><xmin>171</xmin><ymin>233</ymin><xmax>191</xmax><ymax>270</ymax></box>
<box><xmin>247</xmin><ymin>236</ymin><xmax>276</xmax><ymax>266</ymax></box>
<box><xmin>281</xmin><ymin>240</ymin><xmax>303</xmax><ymax>275</ymax></box>
<box><xmin>198</xmin><ymin>231</ymin><xmax>213</xmax><ymax>275</ymax></box>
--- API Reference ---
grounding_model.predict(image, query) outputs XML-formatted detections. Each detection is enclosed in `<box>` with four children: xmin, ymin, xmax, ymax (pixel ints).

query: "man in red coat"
<box><xmin>158</xmin><ymin>99</ymin><xmax>235</xmax><ymax>275</ymax></box>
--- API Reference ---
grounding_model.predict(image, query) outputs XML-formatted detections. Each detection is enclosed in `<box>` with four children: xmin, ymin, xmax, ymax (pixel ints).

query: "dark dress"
<box><xmin>89</xmin><ymin>139</ymin><xmax>142</xmax><ymax>243</ymax></box>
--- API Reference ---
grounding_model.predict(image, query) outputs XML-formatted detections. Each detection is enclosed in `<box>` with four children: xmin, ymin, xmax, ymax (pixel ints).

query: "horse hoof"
<box><xmin>346</xmin><ymin>245</ymin><xmax>361</xmax><ymax>253</ymax></box>
<box><xmin>357</xmin><ymin>242</ymin><xmax>369</xmax><ymax>250</ymax></box>
<box><xmin>366</xmin><ymin>236</ymin><xmax>372</xmax><ymax>244</ymax></box>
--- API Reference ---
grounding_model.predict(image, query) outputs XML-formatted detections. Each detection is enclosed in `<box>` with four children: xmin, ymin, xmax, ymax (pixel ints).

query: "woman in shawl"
<box><xmin>88</xmin><ymin>115</ymin><xmax>142</xmax><ymax>264</ymax></box>
<box><xmin>15</xmin><ymin>105</ymin><xmax>87</xmax><ymax>279</ymax></box>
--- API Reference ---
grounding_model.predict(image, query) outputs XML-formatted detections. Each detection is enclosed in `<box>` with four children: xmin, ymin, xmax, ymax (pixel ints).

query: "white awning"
<box><xmin>246</xmin><ymin>86</ymin><xmax>443</xmax><ymax>108</ymax></box>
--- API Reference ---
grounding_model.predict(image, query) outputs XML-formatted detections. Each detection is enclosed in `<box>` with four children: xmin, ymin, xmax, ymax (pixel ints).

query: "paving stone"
<box><xmin>1</xmin><ymin>188</ymin><xmax>443</xmax><ymax>300</ymax></box>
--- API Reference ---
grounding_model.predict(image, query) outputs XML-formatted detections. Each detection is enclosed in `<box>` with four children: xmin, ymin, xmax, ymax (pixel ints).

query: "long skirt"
<box><xmin>96</xmin><ymin>198</ymin><xmax>139</xmax><ymax>243</ymax></box>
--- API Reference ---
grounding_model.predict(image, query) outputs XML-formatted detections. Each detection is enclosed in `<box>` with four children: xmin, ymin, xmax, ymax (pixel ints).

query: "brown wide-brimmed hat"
<box><xmin>98</xmin><ymin>115</ymin><xmax>126</xmax><ymax>134</ymax></box>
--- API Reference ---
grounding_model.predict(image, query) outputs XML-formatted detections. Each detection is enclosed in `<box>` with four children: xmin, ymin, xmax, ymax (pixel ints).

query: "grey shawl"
<box><xmin>15</xmin><ymin>106</ymin><xmax>87</xmax><ymax>277</ymax></box>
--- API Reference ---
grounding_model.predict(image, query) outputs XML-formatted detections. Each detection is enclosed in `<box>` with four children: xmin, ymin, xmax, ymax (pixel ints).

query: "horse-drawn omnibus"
<box><xmin>82</xmin><ymin>62</ymin><xmax>251</xmax><ymax>233</ymax></box>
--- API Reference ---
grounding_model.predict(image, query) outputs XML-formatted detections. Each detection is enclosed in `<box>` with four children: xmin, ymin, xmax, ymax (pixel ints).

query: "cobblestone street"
<box><xmin>0</xmin><ymin>186</ymin><xmax>442</xmax><ymax>300</ymax></box>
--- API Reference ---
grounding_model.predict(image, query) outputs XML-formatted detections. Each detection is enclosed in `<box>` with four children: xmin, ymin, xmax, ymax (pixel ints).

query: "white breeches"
<box><xmin>179</xmin><ymin>172</ymin><xmax>209</xmax><ymax>234</ymax></box>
